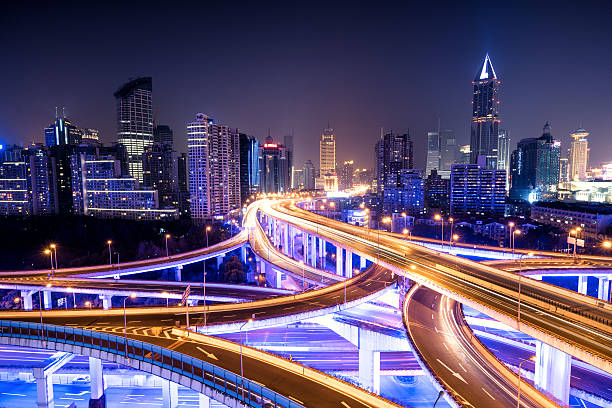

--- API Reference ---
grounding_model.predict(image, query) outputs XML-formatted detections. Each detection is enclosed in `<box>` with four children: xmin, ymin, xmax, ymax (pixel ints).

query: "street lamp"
<box><xmin>107</xmin><ymin>240</ymin><xmax>113</xmax><ymax>265</ymax></box>
<box><xmin>240</xmin><ymin>317</ymin><xmax>254</xmax><ymax>402</ymax></box>
<box><xmin>434</xmin><ymin>214</ymin><xmax>443</xmax><ymax>245</ymax></box>
<box><xmin>44</xmin><ymin>249</ymin><xmax>54</xmax><ymax>277</ymax></box>
<box><xmin>123</xmin><ymin>294</ymin><xmax>136</xmax><ymax>360</ymax></box>
<box><xmin>165</xmin><ymin>234</ymin><xmax>171</xmax><ymax>257</ymax></box>
<box><xmin>85</xmin><ymin>301</ymin><xmax>92</xmax><ymax>309</ymax></box>
<box><xmin>570</xmin><ymin>229</ymin><xmax>578</xmax><ymax>262</ymax></box>
<box><xmin>517</xmin><ymin>251</ymin><xmax>535</xmax><ymax>330</ymax></box>
<box><xmin>603</xmin><ymin>240</ymin><xmax>612</xmax><ymax>249</ymax></box>
<box><xmin>517</xmin><ymin>355</ymin><xmax>536</xmax><ymax>408</ymax></box>
<box><xmin>433</xmin><ymin>390</ymin><xmax>445</xmax><ymax>407</ymax></box>
<box><xmin>14</xmin><ymin>297</ymin><xmax>21</xmax><ymax>309</ymax></box>
<box><xmin>50</xmin><ymin>244</ymin><xmax>58</xmax><ymax>269</ymax></box>
<box><xmin>508</xmin><ymin>222</ymin><xmax>515</xmax><ymax>251</ymax></box>
<box><xmin>448</xmin><ymin>218</ymin><xmax>454</xmax><ymax>246</ymax></box>
<box><xmin>205</xmin><ymin>225</ymin><xmax>212</xmax><ymax>247</ymax></box>
<box><xmin>452</xmin><ymin>234</ymin><xmax>459</xmax><ymax>245</ymax></box>
<box><xmin>512</xmin><ymin>230</ymin><xmax>521</xmax><ymax>252</ymax></box>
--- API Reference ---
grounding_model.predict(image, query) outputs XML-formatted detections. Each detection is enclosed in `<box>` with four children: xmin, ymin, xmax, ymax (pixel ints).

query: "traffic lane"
<box><xmin>478</xmin><ymin>336</ymin><xmax>612</xmax><ymax>402</ymax></box>
<box><xmin>0</xmin><ymin>266</ymin><xmax>395</xmax><ymax>330</ymax></box>
<box><xmin>405</xmin><ymin>286</ymin><xmax>544</xmax><ymax>408</ymax></box>
<box><xmin>137</xmin><ymin>333</ymin><xmax>390</xmax><ymax>408</ymax></box>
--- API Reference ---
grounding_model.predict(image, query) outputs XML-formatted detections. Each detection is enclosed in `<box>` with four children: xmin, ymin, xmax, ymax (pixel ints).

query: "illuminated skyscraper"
<box><xmin>425</xmin><ymin>131</ymin><xmax>440</xmax><ymax>176</ymax></box>
<box><xmin>303</xmin><ymin>160</ymin><xmax>316</xmax><ymax>190</ymax></box>
<box><xmin>497</xmin><ymin>129</ymin><xmax>511</xmax><ymax>191</ymax></box>
<box><xmin>44</xmin><ymin>117</ymin><xmax>81</xmax><ymax>147</ymax></box>
<box><xmin>470</xmin><ymin>54</ymin><xmax>501</xmax><ymax>169</ymax></box>
<box><xmin>239</xmin><ymin>133</ymin><xmax>260</xmax><ymax>203</ymax></box>
<box><xmin>569</xmin><ymin>128</ymin><xmax>589</xmax><ymax>181</ymax></box>
<box><xmin>187</xmin><ymin>113</ymin><xmax>240</xmax><ymax>220</ymax></box>
<box><xmin>375</xmin><ymin>131</ymin><xmax>413</xmax><ymax>197</ymax></box>
<box><xmin>114</xmin><ymin>77</ymin><xmax>153</xmax><ymax>183</ymax></box>
<box><xmin>316</xmin><ymin>126</ymin><xmax>337</xmax><ymax>191</ymax></box>
<box><xmin>259</xmin><ymin>136</ymin><xmax>289</xmax><ymax>194</ymax></box>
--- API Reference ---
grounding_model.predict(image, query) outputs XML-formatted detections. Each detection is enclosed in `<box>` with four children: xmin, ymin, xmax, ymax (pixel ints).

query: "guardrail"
<box><xmin>0</xmin><ymin>320</ymin><xmax>304</xmax><ymax>408</ymax></box>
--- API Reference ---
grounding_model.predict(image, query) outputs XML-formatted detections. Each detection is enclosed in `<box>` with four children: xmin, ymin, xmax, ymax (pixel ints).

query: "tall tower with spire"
<box><xmin>469</xmin><ymin>54</ymin><xmax>501</xmax><ymax>169</ymax></box>
<box><xmin>569</xmin><ymin>128</ymin><xmax>589</xmax><ymax>181</ymax></box>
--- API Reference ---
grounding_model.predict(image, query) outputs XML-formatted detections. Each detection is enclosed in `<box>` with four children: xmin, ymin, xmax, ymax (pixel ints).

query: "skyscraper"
<box><xmin>239</xmin><ymin>133</ymin><xmax>260</xmax><ymax>203</ymax></box>
<box><xmin>497</xmin><ymin>129</ymin><xmax>511</xmax><ymax>191</ymax></box>
<box><xmin>569</xmin><ymin>128</ymin><xmax>589</xmax><ymax>181</ymax></box>
<box><xmin>439</xmin><ymin>129</ymin><xmax>458</xmax><ymax>177</ymax></box>
<box><xmin>44</xmin><ymin>117</ymin><xmax>81</xmax><ymax>147</ymax></box>
<box><xmin>375</xmin><ymin>131</ymin><xmax>414</xmax><ymax>197</ymax></box>
<box><xmin>142</xmin><ymin>142</ymin><xmax>178</xmax><ymax>208</ymax></box>
<box><xmin>114</xmin><ymin>77</ymin><xmax>153</xmax><ymax>183</ymax></box>
<box><xmin>317</xmin><ymin>126</ymin><xmax>337</xmax><ymax>191</ymax></box>
<box><xmin>303</xmin><ymin>160</ymin><xmax>316</xmax><ymax>190</ymax></box>
<box><xmin>425</xmin><ymin>131</ymin><xmax>440</xmax><ymax>176</ymax></box>
<box><xmin>450</xmin><ymin>163</ymin><xmax>505</xmax><ymax>217</ymax></box>
<box><xmin>510</xmin><ymin>123</ymin><xmax>561</xmax><ymax>202</ymax></box>
<box><xmin>187</xmin><ymin>113</ymin><xmax>240</xmax><ymax>220</ymax></box>
<box><xmin>470</xmin><ymin>54</ymin><xmax>501</xmax><ymax>169</ymax></box>
<box><xmin>177</xmin><ymin>153</ymin><xmax>189</xmax><ymax>217</ymax></box>
<box><xmin>259</xmin><ymin>136</ymin><xmax>289</xmax><ymax>194</ymax></box>
<box><xmin>154</xmin><ymin>125</ymin><xmax>174</xmax><ymax>146</ymax></box>
<box><xmin>339</xmin><ymin>160</ymin><xmax>354</xmax><ymax>190</ymax></box>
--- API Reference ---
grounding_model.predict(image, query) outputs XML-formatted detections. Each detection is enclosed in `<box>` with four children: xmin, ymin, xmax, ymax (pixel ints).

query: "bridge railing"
<box><xmin>0</xmin><ymin>320</ymin><xmax>304</xmax><ymax>408</ymax></box>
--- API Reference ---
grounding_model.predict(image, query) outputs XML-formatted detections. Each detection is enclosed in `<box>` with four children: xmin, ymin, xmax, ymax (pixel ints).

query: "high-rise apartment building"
<box><xmin>0</xmin><ymin>158</ymin><xmax>29</xmax><ymax>216</ymax></box>
<box><xmin>450</xmin><ymin>163</ymin><xmax>505</xmax><ymax>217</ymax></box>
<box><xmin>303</xmin><ymin>160</ymin><xmax>316</xmax><ymax>190</ymax></box>
<box><xmin>381</xmin><ymin>169</ymin><xmax>424</xmax><ymax>215</ymax></box>
<box><xmin>142</xmin><ymin>143</ymin><xmax>178</xmax><ymax>208</ymax></box>
<box><xmin>439</xmin><ymin>129</ymin><xmax>458</xmax><ymax>177</ymax></box>
<box><xmin>177</xmin><ymin>153</ymin><xmax>189</xmax><ymax>217</ymax></box>
<box><xmin>114</xmin><ymin>77</ymin><xmax>153</xmax><ymax>183</ymax></box>
<box><xmin>510</xmin><ymin>123</ymin><xmax>561</xmax><ymax>202</ymax></box>
<box><xmin>470</xmin><ymin>54</ymin><xmax>501</xmax><ymax>169</ymax></box>
<box><xmin>375</xmin><ymin>131</ymin><xmax>413</xmax><ymax>197</ymax></box>
<box><xmin>23</xmin><ymin>144</ymin><xmax>58</xmax><ymax>215</ymax></box>
<box><xmin>187</xmin><ymin>113</ymin><xmax>240</xmax><ymax>220</ymax></box>
<box><xmin>319</xmin><ymin>127</ymin><xmax>336</xmax><ymax>176</ymax></box>
<box><xmin>425</xmin><ymin>131</ymin><xmax>440</xmax><ymax>176</ymax></box>
<box><xmin>424</xmin><ymin>169</ymin><xmax>450</xmax><ymax>213</ymax></box>
<box><xmin>569</xmin><ymin>128</ymin><xmax>589</xmax><ymax>181</ymax></box>
<box><xmin>239</xmin><ymin>133</ymin><xmax>260</xmax><ymax>203</ymax></box>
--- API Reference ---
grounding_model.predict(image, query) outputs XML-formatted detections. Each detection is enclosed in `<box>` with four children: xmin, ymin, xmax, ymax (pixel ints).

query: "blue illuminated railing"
<box><xmin>0</xmin><ymin>320</ymin><xmax>304</xmax><ymax>408</ymax></box>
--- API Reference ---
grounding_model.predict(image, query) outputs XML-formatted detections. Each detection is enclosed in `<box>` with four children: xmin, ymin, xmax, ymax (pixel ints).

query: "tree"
<box><xmin>223</xmin><ymin>255</ymin><xmax>244</xmax><ymax>283</ymax></box>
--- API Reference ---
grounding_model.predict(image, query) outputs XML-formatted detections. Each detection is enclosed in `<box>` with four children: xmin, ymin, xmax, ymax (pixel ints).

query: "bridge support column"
<box><xmin>240</xmin><ymin>245</ymin><xmax>247</xmax><ymax>263</ymax></box>
<box><xmin>175</xmin><ymin>265</ymin><xmax>183</xmax><ymax>282</ymax></box>
<box><xmin>302</xmin><ymin>233</ymin><xmax>309</xmax><ymax>264</ymax></box>
<box><xmin>198</xmin><ymin>394</ymin><xmax>210</xmax><ymax>408</ymax></box>
<box><xmin>358</xmin><ymin>348</ymin><xmax>380</xmax><ymax>394</ymax></box>
<box><xmin>534</xmin><ymin>341</ymin><xmax>571</xmax><ymax>405</ymax></box>
<box><xmin>21</xmin><ymin>290</ymin><xmax>33</xmax><ymax>311</ymax></box>
<box><xmin>577</xmin><ymin>275</ymin><xmax>588</xmax><ymax>295</ymax></box>
<box><xmin>34</xmin><ymin>368</ymin><xmax>54</xmax><ymax>408</ymax></box>
<box><xmin>360</xmin><ymin>256</ymin><xmax>367</xmax><ymax>270</ymax></box>
<box><xmin>100</xmin><ymin>295</ymin><xmax>112</xmax><ymax>310</ymax></box>
<box><xmin>310</xmin><ymin>235</ymin><xmax>317</xmax><ymax>268</ymax></box>
<box><xmin>42</xmin><ymin>291</ymin><xmax>52</xmax><ymax>310</ymax></box>
<box><xmin>335</xmin><ymin>247</ymin><xmax>343</xmax><ymax>276</ymax></box>
<box><xmin>345</xmin><ymin>251</ymin><xmax>353</xmax><ymax>278</ymax></box>
<box><xmin>319</xmin><ymin>239</ymin><xmax>325</xmax><ymax>269</ymax></box>
<box><xmin>216</xmin><ymin>256</ymin><xmax>223</xmax><ymax>270</ymax></box>
<box><xmin>283</xmin><ymin>224</ymin><xmax>290</xmax><ymax>255</ymax></box>
<box><xmin>598</xmin><ymin>277</ymin><xmax>611</xmax><ymax>301</ymax></box>
<box><xmin>88</xmin><ymin>357</ymin><xmax>106</xmax><ymax>408</ymax></box>
<box><xmin>162</xmin><ymin>379</ymin><xmax>179</xmax><ymax>408</ymax></box>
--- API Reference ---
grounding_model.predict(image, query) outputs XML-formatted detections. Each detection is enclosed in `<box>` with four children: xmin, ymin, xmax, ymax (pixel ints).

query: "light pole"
<box><xmin>517</xmin><ymin>355</ymin><xmax>535</xmax><ymax>408</ymax></box>
<box><xmin>508</xmin><ymin>222</ymin><xmax>515</xmax><ymax>252</ymax></box>
<box><xmin>433</xmin><ymin>390</ymin><xmax>445</xmax><ymax>407</ymax></box>
<box><xmin>50</xmin><ymin>244</ymin><xmax>58</xmax><ymax>269</ymax></box>
<box><xmin>512</xmin><ymin>230</ymin><xmax>521</xmax><ymax>253</ymax></box>
<box><xmin>452</xmin><ymin>234</ymin><xmax>459</xmax><ymax>246</ymax></box>
<box><xmin>14</xmin><ymin>297</ymin><xmax>21</xmax><ymax>309</ymax></box>
<box><xmin>205</xmin><ymin>225</ymin><xmax>211</xmax><ymax>247</ymax></box>
<box><xmin>329</xmin><ymin>201</ymin><xmax>335</xmax><ymax>220</ymax></box>
<box><xmin>570</xmin><ymin>229</ymin><xmax>577</xmax><ymax>262</ymax></box>
<box><xmin>240</xmin><ymin>318</ymin><xmax>254</xmax><ymax>402</ymax></box>
<box><xmin>123</xmin><ymin>294</ymin><xmax>136</xmax><ymax>360</ymax></box>
<box><xmin>107</xmin><ymin>240</ymin><xmax>112</xmax><ymax>265</ymax></box>
<box><xmin>203</xmin><ymin>262</ymin><xmax>207</xmax><ymax>328</ymax></box>
<box><xmin>165</xmin><ymin>234</ymin><xmax>171</xmax><ymax>257</ymax></box>
<box><xmin>44</xmin><ymin>249</ymin><xmax>54</xmax><ymax>278</ymax></box>
<box><xmin>448</xmin><ymin>218</ymin><xmax>454</xmax><ymax>246</ymax></box>
<box><xmin>517</xmin><ymin>252</ymin><xmax>534</xmax><ymax>329</ymax></box>
<box><xmin>85</xmin><ymin>301</ymin><xmax>92</xmax><ymax>309</ymax></box>
<box><xmin>434</xmin><ymin>214</ymin><xmax>443</xmax><ymax>246</ymax></box>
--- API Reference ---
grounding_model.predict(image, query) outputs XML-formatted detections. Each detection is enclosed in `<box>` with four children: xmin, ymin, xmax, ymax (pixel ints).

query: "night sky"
<box><xmin>1</xmin><ymin>2</ymin><xmax>611</xmax><ymax>170</ymax></box>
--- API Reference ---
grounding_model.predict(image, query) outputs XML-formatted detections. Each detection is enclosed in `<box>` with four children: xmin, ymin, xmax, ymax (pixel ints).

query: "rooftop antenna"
<box><xmin>55</xmin><ymin>107</ymin><xmax>58</xmax><ymax>119</ymax></box>
<box><xmin>380</xmin><ymin>127</ymin><xmax>384</xmax><ymax>139</ymax></box>
<box><xmin>62</xmin><ymin>106</ymin><xmax>66</xmax><ymax>119</ymax></box>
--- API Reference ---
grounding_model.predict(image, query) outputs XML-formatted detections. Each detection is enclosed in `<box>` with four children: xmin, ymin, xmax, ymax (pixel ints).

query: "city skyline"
<box><xmin>2</xmin><ymin>3</ymin><xmax>612</xmax><ymax>169</ymax></box>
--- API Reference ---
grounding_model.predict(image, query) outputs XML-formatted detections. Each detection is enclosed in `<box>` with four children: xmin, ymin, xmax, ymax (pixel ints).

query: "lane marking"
<box><xmin>481</xmin><ymin>388</ymin><xmax>496</xmax><ymax>400</ymax></box>
<box><xmin>340</xmin><ymin>402</ymin><xmax>351</xmax><ymax>408</ymax></box>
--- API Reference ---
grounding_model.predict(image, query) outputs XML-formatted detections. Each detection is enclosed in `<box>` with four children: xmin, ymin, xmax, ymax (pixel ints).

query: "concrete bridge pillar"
<box><xmin>88</xmin><ymin>357</ymin><xmax>106</xmax><ymax>408</ymax></box>
<box><xmin>21</xmin><ymin>291</ymin><xmax>33</xmax><ymax>311</ymax></box>
<box><xmin>198</xmin><ymin>394</ymin><xmax>210</xmax><ymax>408</ymax></box>
<box><xmin>336</xmin><ymin>247</ymin><xmax>343</xmax><ymax>276</ymax></box>
<box><xmin>319</xmin><ymin>239</ymin><xmax>326</xmax><ymax>269</ymax></box>
<box><xmin>283</xmin><ymin>224</ymin><xmax>290</xmax><ymax>255</ymax></box>
<box><xmin>162</xmin><ymin>379</ymin><xmax>179</xmax><ymax>408</ymax></box>
<box><xmin>598</xmin><ymin>277</ymin><xmax>611</xmax><ymax>302</ymax></box>
<box><xmin>534</xmin><ymin>341</ymin><xmax>571</xmax><ymax>406</ymax></box>
<box><xmin>100</xmin><ymin>295</ymin><xmax>112</xmax><ymax>310</ymax></box>
<box><xmin>216</xmin><ymin>256</ymin><xmax>223</xmax><ymax>270</ymax></box>
<box><xmin>43</xmin><ymin>291</ymin><xmax>52</xmax><ymax>310</ymax></box>
<box><xmin>577</xmin><ymin>275</ymin><xmax>588</xmax><ymax>295</ymax></box>
<box><xmin>358</xmin><ymin>348</ymin><xmax>380</xmax><ymax>394</ymax></box>
<box><xmin>310</xmin><ymin>235</ymin><xmax>317</xmax><ymax>268</ymax></box>
<box><xmin>360</xmin><ymin>256</ymin><xmax>367</xmax><ymax>270</ymax></box>
<box><xmin>34</xmin><ymin>368</ymin><xmax>54</xmax><ymax>408</ymax></box>
<box><xmin>240</xmin><ymin>245</ymin><xmax>247</xmax><ymax>263</ymax></box>
<box><xmin>345</xmin><ymin>251</ymin><xmax>353</xmax><ymax>278</ymax></box>
<box><xmin>175</xmin><ymin>265</ymin><xmax>183</xmax><ymax>282</ymax></box>
<box><xmin>302</xmin><ymin>233</ymin><xmax>309</xmax><ymax>264</ymax></box>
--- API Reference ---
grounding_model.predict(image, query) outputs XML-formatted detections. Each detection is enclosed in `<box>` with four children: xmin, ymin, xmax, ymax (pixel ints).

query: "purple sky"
<box><xmin>1</xmin><ymin>2</ymin><xmax>611</xmax><ymax>170</ymax></box>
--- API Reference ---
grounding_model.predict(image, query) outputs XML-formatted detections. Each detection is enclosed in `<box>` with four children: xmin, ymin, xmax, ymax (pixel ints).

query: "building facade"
<box><xmin>239</xmin><ymin>133</ymin><xmax>260</xmax><ymax>203</ymax></box>
<box><xmin>187</xmin><ymin>113</ymin><xmax>240</xmax><ymax>220</ymax></box>
<box><xmin>115</xmin><ymin>77</ymin><xmax>153</xmax><ymax>183</ymax></box>
<box><xmin>142</xmin><ymin>143</ymin><xmax>178</xmax><ymax>208</ymax></box>
<box><xmin>303</xmin><ymin>160</ymin><xmax>316</xmax><ymax>190</ymax></box>
<box><xmin>259</xmin><ymin>137</ymin><xmax>289</xmax><ymax>194</ymax></box>
<box><xmin>450</xmin><ymin>163</ymin><xmax>505</xmax><ymax>217</ymax></box>
<box><xmin>425</xmin><ymin>131</ymin><xmax>440</xmax><ymax>177</ymax></box>
<box><xmin>470</xmin><ymin>54</ymin><xmax>501</xmax><ymax>169</ymax></box>
<box><xmin>569</xmin><ymin>128</ymin><xmax>589</xmax><ymax>182</ymax></box>
<box><xmin>424</xmin><ymin>169</ymin><xmax>450</xmax><ymax>213</ymax></box>
<box><xmin>375</xmin><ymin>131</ymin><xmax>414</xmax><ymax>198</ymax></box>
